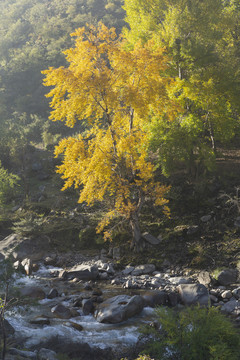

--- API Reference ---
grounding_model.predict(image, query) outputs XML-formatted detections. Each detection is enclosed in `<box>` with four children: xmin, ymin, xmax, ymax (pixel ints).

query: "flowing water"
<box><xmin>5</xmin><ymin>265</ymin><xmax>155</xmax><ymax>351</ymax></box>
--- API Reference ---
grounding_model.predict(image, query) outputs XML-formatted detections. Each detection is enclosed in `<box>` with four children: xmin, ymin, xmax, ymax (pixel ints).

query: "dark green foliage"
<box><xmin>0</xmin><ymin>162</ymin><xmax>19</xmax><ymax>206</ymax></box>
<box><xmin>141</xmin><ymin>306</ymin><xmax>240</xmax><ymax>360</ymax></box>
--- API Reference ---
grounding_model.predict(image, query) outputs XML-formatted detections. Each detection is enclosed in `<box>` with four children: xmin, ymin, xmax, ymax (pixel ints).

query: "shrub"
<box><xmin>141</xmin><ymin>305</ymin><xmax>240</xmax><ymax>360</ymax></box>
<box><xmin>0</xmin><ymin>161</ymin><xmax>19</xmax><ymax>205</ymax></box>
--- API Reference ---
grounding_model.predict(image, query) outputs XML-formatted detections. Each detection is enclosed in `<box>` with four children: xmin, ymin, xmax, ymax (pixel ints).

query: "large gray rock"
<box><xmin>197</xmin><ymin>271</ymin><xmax>212</xmax><ymax>286</ymax></box>
<box><xmin>0</xmin><ymin>233</ymin><xmax>51</xmax><ymax>261</ymax></box>
<box><xmin>61</xmin><ymin>264</ymin><xmax>99</xmax><ymax>281</ymax></box>
<box><xmin>178</xmin><ymin>284</ymin><xmax>209</xmax><ymax>306</ymax></box>
<box><xmin>221</xmin><ymin>299</ymin><xmax>240</xmax><ymax>316</ymax></box>
<box><xmin>142</xmin><ymin>232</ymin><xmax>161</xmax><ymax>245</ymax></box>
<box><xmin>51</xmin><ymin>304</ymin><xmax>71</xmax><ymax>319</ymax></box>
<box><xmin>95</xmin><ymin>295</ymin><xmax>144</xmax><ymax>323</ymax></box>
<box><xmin>132</xmin><ymin>264</ymin><xmax>156</xmax><ymax>276</ymax></box>
<box><xmin>217</xmin><ymin>269</ymin><xmax>238</xmax><ymax>286</ymax></box>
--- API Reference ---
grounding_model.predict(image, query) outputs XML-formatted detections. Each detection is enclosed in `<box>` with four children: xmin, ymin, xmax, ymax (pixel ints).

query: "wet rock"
<box><xmin>142</xmin><ymin>290</ymin><xmax>168</xmax><ymax>307</ymax></box>
<box><xmin>178</xmin><ymin>284</ymin><xmax>209</xmax><ymax>306</ymax></box>
<box><xmin>217</xmin><ymin>269</ymin><xmax>238</xmax><ymax>286</ymax></box>
<box><xmin>82</xmin><ymin>299</ymin><xmax>94</xmax><ymax>315</ymax></box>
<box><xmin>0</xmin><ymin>319</ymin><xmax>15</xmax><ymax>337</ymax></box>
<box><xmin>20</xmin><ymin>286</ymin><xmax>45</xmax><ymax>299</ymax></box>
<box><xmin>132</xmin><ymin>264</ymin><xmax>156</xmax><ymax>276</ymax></box>
<box><xmin>62</xmin><ymin>264</ymin><xmax>99</xmax><ymax>281</ymax></box>
<box><xmin>38</xmin><ymin>348</ymin><xmax>57</xmax><ymax>360</ymax></box>
<box><xmin>8</xmin><ymin>348</ymin><xmax>37</xmax><ymax>359</ymax></box>
<box><xmin>63</xmin><ymin>321</ymin><xmax>83</xmax><ymax>332</ymax></box>
<box><xmin>47</xmin><ymin>288</ymin><xmax>59</xmax><ymax>299</ymax></box>
<box><xmin>95</xmin><ymin>295</ymin><xmax>144</xmax><ymax>323</ymax></box>
<box><xmin>197</xmin><ymin>271</ymin><xmax>212</xmax><ymax>286</ymax></box>
<box><xmin>142</xmin><ymin>232</ymin><xmax>161</xmax><ymax>245</ymax></box>
<box><xmin>30</xmin><ymin>317</ymin><xmax>50</xmax><ymax>326</ymax></box>
<box><xmin>51</xmin><ymin>304</ymin><xmax>71</xmax><ymax>319</ymax></box>
<box><xmin>221</xmin><ymin>290</ymin><xmax>232</xmax><ymax>299</ymax></box>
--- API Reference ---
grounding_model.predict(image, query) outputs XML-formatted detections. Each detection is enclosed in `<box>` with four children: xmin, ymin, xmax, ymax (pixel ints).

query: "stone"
<box><xmin>20</xmin><ymin>286</ymin><xmax>45</xmax><ymax>299</ymax></box>
<box><xmin>197</xmin><ymin>271</ymin><xmax>212</xmax><ymax>286</ymax></box>
<box><xmin>122</xmin><ymin>266</ymin><xmax>134</xmax><ymax>276</ymax></box>
<box><xmin>38</xmin><ymin>348</ymin><xmax>57</xmax><ymax>360</ymax></box>
<box><xmin>63</xmin><ymin>321</ymin><xmax>83</xmax><ymax>332</ymax></box>
<box><xmin>62</xmin><ymin>264</ymin><xmax>99</xmax><ymax>281</ymax></box>
<box><xmin>142</xmin><ymin>291</ymin><xmax>168</xmax><ymax>307</ymax></box>
<box><xmin>232</xmin><ymin>287</ymin><xmax>240</xmax><ymax>299</ymax></box>
<box><xmin>51</xmin><ymin>304</ymin><xmax>71</xmax><ymax>319</ymax></box>
<box><xmin>200</xmin><ymin>215</ymin><xmax>211</xmax><ymax>223</ymax></box>
<box><xmin>82</xmin><ymin>299</ymin><xmax>94</xmax><ymax>315</ymax></box>
<box><xmin>142</xmin><ymin>232</ymin><xmax>161</xmax><ymax>245</ymax></box>
<box><xmin>21</xmin><ymin>258</ymin><xmax>33</xmax><ymax>275</ymax></box>
<box><xmin>221</xmin><ymin>290</ymin><xmax>232</xmax><ymax>299</ymax></box>
<box><xmin>8</xmin><ymin>348</ymin><xmax>37</xmax><ymax>359</ymax></box>
<box><xmin>30</xmin><ymin>317</ymin><xmax>50</xmax><ymax>326</ymax></box>
<box><xmin>95</xmin><ymin>295</ymin><xmax>144</xmax><ymax>323</ymax></box>
<box><xmin>178</xmin><ymin>284</ymin><xmax>210</xmax><ymax>306</ymax></box>
<box><xmin>168</xmin><ymin>277</ymin><xmax>194</xmax><ymax>285</ymax></box>
<box><xmin>168</xmin><ymin>292</ymin><xmax>180</xmax><ymax>307</ymax></box>
<box><xmin>217</xmin><ymin>269</ymin><xmax>238</xmax><ymax>286</ymax></box>
<box><xmin>210</xmin><ymin>294</ymin><xmax>218</xmax><ymax>303</ymax></box>
<box><xmin>221</xmin><ymin>299</ymin><xmax>240</xmax><ymax>316</ymax></box>
<box><xmin>0</xmin><ymin>319</ymin><xmax>15</xmax><ymax>337</ymax></box>
<box><xmin>47</xmin><ymin>288</ymin><xmax>59</xmax><ymax>299</ymax></box>
<box><xmin>132</xmin><ymin>264</ymin><xmax>156</xmax><ymax>276</ymax></box>
<box><xmin>44</xmin><ymin>256</ymin><xmax>57</xmax><ymax>266</ymax></box>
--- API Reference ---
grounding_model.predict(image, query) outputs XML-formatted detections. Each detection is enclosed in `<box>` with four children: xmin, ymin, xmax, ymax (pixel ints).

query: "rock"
<box><xmin>122</xmin><ymin>266</ymin><xmax>134</xmax><ymax>276</ymax></box>
<box><xmin>38</xmin><ymin>348</ymin><xmax>57</xmax><ymax>360</ymax></box>
<box><xmin>47</xmin><ymin>288</ymin><xmax>59</xmax><ymax>299</ymax></box>
<box><xmin>21</xmin><ymin>258</ymin><xmax>33</xmax><ymax>275</ymax></box>
<box><xmin>221</xmin><ymin>299</ymin><xmax>240</xmax><ymax>316</ymax></box>
<box><xmin>62</xmin><ymin>264</ymin><xmax>99</xmax><ymax>281</ymax></box>
<box><xmin>197</xmin><ymin>271</ymin><xmax>212</xmax><ymax>286</ymax></box>
<box><xmin>168</xmin><ymin>291</ymin><xmax>180</xmax><ymax>307</ymax></box>
<box><xmin>8</xmin><ymin>348</ymin><xmax>37</xmax><ymax>359</ymax></box>
<box><xmin>20</xmin><ymin>286</ymin><xmax>45</xmax><ymax>299</ymax></box>
<box><xmin>44</xmin><ymin>256</ymin><xmax>57</xmax><ymax>266</ymax></box>
<box><xmin>51</xmin><ymin>304</ymin><xmax>71</xmax><ymax>319</ymax></box>
<box><xmin>232</xmin><ymin>287</ymin><xmax>240</xmax><ymax>299</ymax></box>
<box><xmin>142</xmin><ymin>232</ymin><xmax>161</xmax><ymax>245</ymax></box>
<box><xmin>99</xmin><ymin>272</ymin><xmax>109</xmax><ymax>280</ymax></box>
<box><xmin>200</xmin><ymin>215</ymin><xmax>211</xmax><ymax>223</ymax></box>
<box><xmin>63</xmin><ymin>321</ymin><xmax>83</xmax><ymax>332</ymax></box>
<box><xmin>112</xmin><ymin>247</ymin><xmax>121</xmax><ymax>260</ymax></box>
<box><xmin>178</xmin><ymin>284</ymin><xmax>210</xmax><ymax>306</ymax></box>
<box><xmin>132</xmin><ymin>264</ymin><xmax>156</xmax><ymax>276</ymax></box>
<box><xmin>30</xmin><ymin>317</ymin><xmax>50</xmax><ymax>326</ymax></box>
<box><xmin>168</xmin><ymin>277</ymin><xmax>194</xmax><ymax>285</ymax></box>
<box><xmin>0</xmin><ymin>233</ymin><xmax>51</xmax><ymax>261</ymax></box>
<box><xmin>0</xmin><ymin>319</ymin><xmax>15</xmax><ymax>337</ymax></box>
<box><xmin>82</xmin><ymin>299</ymin><xmax>94</xmax><ymax>315</ymax></box>
<box><xmin>142</xmin><ymin>291</ymin><xmax>168</xmax><ymax>307</ymax></box>
<box><xmin>95</xmin><ymin>295</ymin><xmax>144</xmax><ymax>323</ymax></box>
<box><xmin>217</xmin><ymin>269</ymin><xmax>238</xmax><ymax>286</ymax></box>
<box><xmin>221</xmin><ymin>290</ymin><xmax>232</xmax><ymax>299</ymax></box>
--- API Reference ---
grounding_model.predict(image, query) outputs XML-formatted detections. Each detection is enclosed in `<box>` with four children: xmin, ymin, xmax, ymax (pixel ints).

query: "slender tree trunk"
<box><xmin>130</xmin><ymin>212</ymin><xmax>143</xmax><ymax>252</ymax></box>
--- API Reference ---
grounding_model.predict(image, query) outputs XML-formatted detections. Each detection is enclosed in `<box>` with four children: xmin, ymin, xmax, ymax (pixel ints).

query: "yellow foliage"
<box><xmin>42</xmin><ymin>23</ymin><xmax>175</xmax><ymax>243</ymax></box>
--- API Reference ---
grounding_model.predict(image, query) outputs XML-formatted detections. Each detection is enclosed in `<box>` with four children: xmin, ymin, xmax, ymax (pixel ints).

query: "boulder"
<box><xmin>20</xmin><ymin>286</ymin><xmax>45</xmax><ymax>299</ymax></box>
<box><xmin>0</xmin><ymin>233</ymin><xmax>51</xmax><ymax>261</ymax></box>
<box><xmin>142</xmin><ymin>290</ymin><xmax>168</xmax><ymax>307</ymax></box>
<box><xmin>178</xmin><ymin>284</ymin><xmax>209</xmax><ymax>306</ymax></box>
<box><xmin>221</xmin><ymin>299</ymin><xmax>240</xmax><ymax>316</ymax></box>
<box><xmin>142</xmin><ymin>232</ymin><xmax>161</xmax><ymax>245</ymax></box>
<box><xmin>168</xmin><ymin>277</ymin><xmax>194</xmax><ymax>285</ymax></box>
<box><xmin>82</xmin><ymin>299</ymin><xmax>94</xmax><ymax>315</ymax></box>
<box><xmin>132</xmin><ymin>264</ymin><xmax>156</xmax><ymax>276</ymax></box>
<box><xmin>30</xmin><ymin>317</ymin><xmax>50</xmax><ymax>326</ymax></box>
<box><xmin>38</xmin><ymin>348</ymin><xmax>57</xmax><ymax>360</ymax></box>
<box><xmin>95</xmin><ymin>295</ymin><xmax>144</xmax><ymax>323</ymax></box>
<box><xmin>51</xmin><ymin>304</ymin><xmax>71</xmax><ymax>319</ymax></box>
<box><xmin>217</xmin><ymin>269</ymin><xmax>238</xmax><ymax>286</ymax></box>
<box><xmin>197</xmin><ymin>271</ymin><xmax>212</xmax><ymax>286</ymax></box>
<box><xmin>122</xmin><ymin>266</ymin><xmax>134</xmax><ymax>276</ymax></box>
<box><xmin>47</xmin><ymin>288</ymin><xmax>59</xmax><ymax>299</ymax></box>
<box><xmin>61</xmin><ymin>264</ymin><xmax>99</xmax><ymax>281</ymax></box>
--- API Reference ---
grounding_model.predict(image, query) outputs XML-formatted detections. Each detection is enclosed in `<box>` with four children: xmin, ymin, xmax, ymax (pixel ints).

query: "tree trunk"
<box><xmin>130</xmin><ymin>212</ymin><xmax>144</xmax><ymax>252</ymax></box>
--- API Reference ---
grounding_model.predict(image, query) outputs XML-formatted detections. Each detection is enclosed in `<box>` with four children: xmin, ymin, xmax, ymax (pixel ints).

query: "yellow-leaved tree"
<box><xmin>42</xmin><ymin>23</ymin><xmax>176</xmax><ymax>251</ymax></box>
